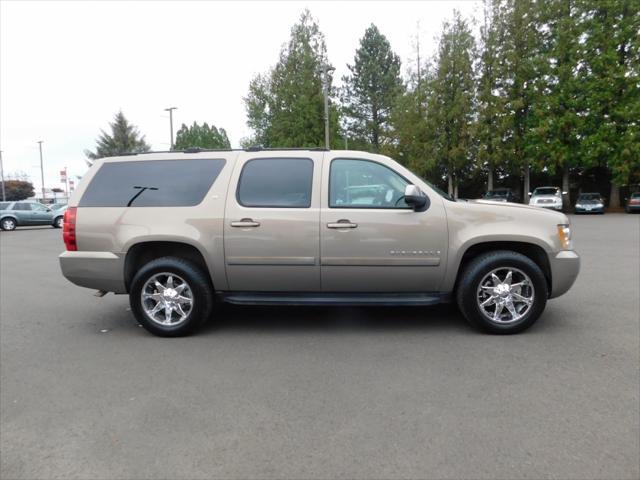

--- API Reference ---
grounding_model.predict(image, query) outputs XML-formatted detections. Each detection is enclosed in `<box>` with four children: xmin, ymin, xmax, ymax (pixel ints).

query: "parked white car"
<box><xmin>529</xmin><ymin>187</ymin><xmax>565</xmax><ymax>211</ymax></box>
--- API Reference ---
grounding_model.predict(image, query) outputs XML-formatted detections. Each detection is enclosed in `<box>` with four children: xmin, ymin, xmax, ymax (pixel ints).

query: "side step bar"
<box><xmin>219</xmin><ymin>292</ymin><xmax>447</xmax><ymax>307</ymax></box>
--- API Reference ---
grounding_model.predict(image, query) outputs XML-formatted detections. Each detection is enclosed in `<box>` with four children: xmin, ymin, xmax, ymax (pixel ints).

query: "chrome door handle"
<box><xmin>327</xmin><ymin>219</ymin><xmax>358</xmax><ymax>229</ymax></box>
<box><xmin>230</xmin><ymin>218</ymin><xmax>260</xmax><ymax>228</ymax></box>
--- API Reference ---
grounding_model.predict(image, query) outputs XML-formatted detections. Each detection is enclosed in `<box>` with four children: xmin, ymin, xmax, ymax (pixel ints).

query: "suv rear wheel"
<box><xmin>456</xmin><ymin>250</ymin><xmax>548</xmax><ymax>334</ymax></box>
<box><xmin>130</xmin><ymin>256</ymin><xmax>214</xmax><ymax>337</ymax></box>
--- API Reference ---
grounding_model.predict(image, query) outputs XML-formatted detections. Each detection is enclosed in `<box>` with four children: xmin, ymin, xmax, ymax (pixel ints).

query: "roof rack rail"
<box><xmin>243</xmin><ymin>146</ymin><xmax>329</xmax><ymax>152</ymax></box>
<box><xmin>114</xmin><ymin>147</ymin><xmax>332</xmax><ymax>156</ymax></box>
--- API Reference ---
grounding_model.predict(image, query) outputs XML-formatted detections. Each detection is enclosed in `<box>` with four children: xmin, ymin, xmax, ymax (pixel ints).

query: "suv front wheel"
<box><xmin>456</xmin><ymin>251</ymin><xmax>548</xmax><ymax>334</ymax></box>
<box><xmin>130</xmin><ymin>257</ymin><xmax>214</xmax><ymax>337</ymax></box>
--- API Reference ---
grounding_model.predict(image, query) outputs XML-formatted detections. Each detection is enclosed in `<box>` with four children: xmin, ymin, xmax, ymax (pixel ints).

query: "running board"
<box><xmin>219</xmin><ymin>292</ymin><xmax>447</xmax><ymax>307</ymax></box>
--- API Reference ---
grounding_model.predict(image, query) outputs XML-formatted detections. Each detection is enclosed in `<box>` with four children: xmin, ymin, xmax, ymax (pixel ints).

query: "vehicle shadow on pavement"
<box><xmin>0</xmin><ymin>226</ymin><xmax>57</xmax><ymax>232</ymax></box>
<box><xmin>197</xmin><ymin>304</ymin><xmax>469</xmax><ymax>335</ymax></box>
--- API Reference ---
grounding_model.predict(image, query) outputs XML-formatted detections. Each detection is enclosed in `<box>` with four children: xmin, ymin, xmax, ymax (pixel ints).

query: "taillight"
<box><xmin>63</xmin><ymin>207</ymin><xmax>77</xmax><ymax>251</ymax></box>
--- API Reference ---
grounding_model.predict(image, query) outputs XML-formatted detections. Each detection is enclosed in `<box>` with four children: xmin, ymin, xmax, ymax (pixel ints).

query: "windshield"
<box><xmin>533</xmin><ymin>188</ymin><xmax>558</xmax><ymax>196</ymax></box>
<box><xmin>578</xmin><ymin>194</ymin><xmax>600</xmax><ymax>201</ymax></box>
<box><xmin>420</xmin><ymin>178</ymin><xmax>455</xmax><ymax>201</ymax></box>
<box><xmin>632</xmin><ymin>193</ymin><xmax>640</xmax><ymax>199</ymax></box>
<box><xmin>484</xmin><ymin>190</ymin><xmax>509</xmax><ymax>198</ymax></box>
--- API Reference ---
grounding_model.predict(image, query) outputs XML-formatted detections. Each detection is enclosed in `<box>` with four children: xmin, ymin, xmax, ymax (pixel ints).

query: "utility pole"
<box><xmin>323</xmin><ymin>65</ymin><xmax>335</xmax><ymax>149</ymax></box>
<box><xmin>164</xmin><ymin>107</ymin><xmax>177</xmax><ymax>150</ymax></box>
<box><xmin>37</xmin><ymin>141</ymin><xmax>45</xmax><ymax>201</ymax></box>
<box><xmin>0</xmin><ymin>150</ymin><xmax>5</xmax><ymax>201</ymax></box>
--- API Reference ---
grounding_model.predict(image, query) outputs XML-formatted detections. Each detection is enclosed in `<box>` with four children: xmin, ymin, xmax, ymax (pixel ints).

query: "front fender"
<box><xmin>441</xmin><ymin>201</ymin><xmax>566</xmax><ymax>293</ymax></box>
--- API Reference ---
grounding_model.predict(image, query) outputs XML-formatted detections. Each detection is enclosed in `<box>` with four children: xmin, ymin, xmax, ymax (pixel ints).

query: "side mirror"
<box><xmin>528</xmin><ymin>192</ymin><xmax>532</xmax><ymax>196</ymax></box>
<box><xmin>404</xmin><ymin>184</ymin><xmax>428</xmax><ymax>211</ymax></box>
<box><xmin>562</xmin><ymin>191</ymin><xmax>568</xmax><ymax>195</ymax></box>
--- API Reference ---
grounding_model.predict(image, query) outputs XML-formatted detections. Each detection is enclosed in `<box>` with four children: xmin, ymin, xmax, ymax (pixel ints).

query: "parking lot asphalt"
<box><xmin>1</xmin><ymin>214</ymin><xmax>639</xmax><ymax>480</ymax></box>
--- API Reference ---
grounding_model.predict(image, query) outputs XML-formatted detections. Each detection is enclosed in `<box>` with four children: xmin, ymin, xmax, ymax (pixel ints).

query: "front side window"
<box><xmin>330</xmin><ymin>159</ymin><xmax>410</xmax><ymax>209</ymax></box>
<box><xmin>79</xmin><ymin>159</ymin><xmax>226</xmax><ymax>207</ymax></box>
<box><xmin>237</xmin><ymin>158</ymin><xmax>313</xmax><ymax>208</ymax></box>
<box><xmin>29</xmin><ymin>203</ymin><xmax>48</xmax><ymax>211</ymax></box>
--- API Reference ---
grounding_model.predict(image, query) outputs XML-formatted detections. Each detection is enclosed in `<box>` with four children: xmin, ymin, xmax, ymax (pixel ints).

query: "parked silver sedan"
<box><xmin>0</xmin><ymin>201</ymin><xmax>66</xmax><ymax>231</ymax></box>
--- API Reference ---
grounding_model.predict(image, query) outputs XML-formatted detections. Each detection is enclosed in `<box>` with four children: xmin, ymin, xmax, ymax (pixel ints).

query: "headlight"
<box><xmin>557</xmin><ymin>224</ymin><xmax>572</xmax><ymax>250</ymax></box>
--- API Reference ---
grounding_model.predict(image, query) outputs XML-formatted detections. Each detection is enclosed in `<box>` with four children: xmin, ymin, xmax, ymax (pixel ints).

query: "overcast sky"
<box><xmin>1</xmin><ymin>0</ymin><xmax>480</xmax><ymax>192</ymax></box>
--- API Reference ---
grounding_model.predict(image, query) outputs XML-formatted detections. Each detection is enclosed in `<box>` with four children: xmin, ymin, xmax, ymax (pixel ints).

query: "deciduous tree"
<box><xmin>174</xmin><ymin>122</ymin><xmax>231</xmax><ymax>150</ymax></box>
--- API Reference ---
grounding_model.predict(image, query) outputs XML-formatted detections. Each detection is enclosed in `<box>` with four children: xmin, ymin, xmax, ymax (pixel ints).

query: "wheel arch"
<box><xmin>453</xmin><ymin>241</ymin><xmax>552</xmax><ymax>295</ymax></box>
<box><xmin>124</xmin><ymin>241</ymin><xmax>213</xmax><ymax>292</ymax></box>
<box><xmin>0</xmin><ymin>215</ymin><xmax>19</xmax><ymax>228</ymax></box>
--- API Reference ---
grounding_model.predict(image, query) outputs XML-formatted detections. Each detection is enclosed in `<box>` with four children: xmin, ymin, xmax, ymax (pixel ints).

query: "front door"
<box><xmin>29</xmin><ymin>202</ymin><xmax>53</xmax><ymax>224</ymax></box>
<box><xmin>320</xmin><ymin>156</ymin><xmax>448</xmax><ymax>292</ymax></box>
<box><xmin>223</xmin><ymin>153</ymin><xmax>321</xmax><ymax>291</ymax></box>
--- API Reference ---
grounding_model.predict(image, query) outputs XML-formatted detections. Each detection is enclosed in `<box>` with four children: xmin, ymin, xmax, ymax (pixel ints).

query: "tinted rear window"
<box><xmin>80</xmin><ymin>159</ymin><xmax>225</xmax><ymax>207</ymax></box>
<box><xmin>237</xmin><ymin>158</ymin><xmax>313</xmax><ymax>208</ymax></box>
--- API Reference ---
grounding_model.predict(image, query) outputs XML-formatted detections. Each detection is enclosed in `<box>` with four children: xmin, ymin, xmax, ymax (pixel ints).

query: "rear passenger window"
<box><xmin>237</xmin><ymin>158</ymin><xmax>313</xmax><ymax>208</ymax></box>
<box><xmin>14</xmin><ymin>203</ymin><xmax>30</xmax><ymax>211</ymax></box>
<box><xmin>79</xmin><ymin>159</ymin><xmax>225</xmax><ymax>207</ymax></box>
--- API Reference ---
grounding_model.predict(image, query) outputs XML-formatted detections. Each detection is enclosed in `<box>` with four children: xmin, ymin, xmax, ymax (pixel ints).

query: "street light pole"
<box><xmin>0</xmin><ymin>150</ymin><xmax>6</xmax><ymax>201</ymax></box>
<box><xmin>323</xmin><ymin>65</ymin><xmax>335</xmax><ymax>150</ymax></box>
<box><xmin>164</xmin><ymin>107</ymin><xmax>177</xmax><ymax>150</ymax></box>
<box><xmin>37</xmin><ymin>141</ymin><xmax>45</xmax><ymax>201</ymax></box>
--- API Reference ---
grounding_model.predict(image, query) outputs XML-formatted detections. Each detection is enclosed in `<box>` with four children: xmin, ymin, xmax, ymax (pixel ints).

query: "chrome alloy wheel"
<box><xmin>141</xmin><ymin>273</ymin><xmax>194</xmax><ymax>326</ymax></box>
<box><xmin>476</xmin><ymin>267</ymin><xmax>535</xmax><ymax>324</ymax></box>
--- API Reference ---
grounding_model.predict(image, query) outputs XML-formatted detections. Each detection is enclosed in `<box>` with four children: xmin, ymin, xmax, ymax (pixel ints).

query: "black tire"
<box><xmin>1</xmin><ymin>217</ymin><xmax>17</xmax><ymax>231</ymax></box>
<box><xmin>53</xmin><ymin>216</ymin><xmax>64</xmax><ymax>228</ymax></box>
<box><xmin>456</xmin><ymin>250</ymin><xmax>548</xmax><ymax>334</ymax></box>
<box><xmin>129</xmin><ymin>256</ymin><xmax>214</xmax><ymax>337</ymax></box>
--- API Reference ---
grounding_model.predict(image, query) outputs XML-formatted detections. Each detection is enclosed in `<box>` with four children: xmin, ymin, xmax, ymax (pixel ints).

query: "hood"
<box><xmin>452</xmin><ymin>198</ymin><xmax>569</xmax><ymax>224</ymax></box>
<box><xmin>467</xmin><ymin>199</ymin><xmax>558</xmax><ymax>213</ymax></box>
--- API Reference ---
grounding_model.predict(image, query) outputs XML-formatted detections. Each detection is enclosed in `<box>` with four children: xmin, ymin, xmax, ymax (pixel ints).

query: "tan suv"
<box><xmin>59</xmin><ymin>149</ymin><xmax>580</xmax><ymax>336</ymax></box>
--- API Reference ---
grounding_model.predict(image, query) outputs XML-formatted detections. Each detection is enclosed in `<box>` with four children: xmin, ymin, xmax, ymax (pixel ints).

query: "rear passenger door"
<box><xmin>12</xmin><ymin>203</ymin><xmax>33</xmax><ymax>225</ymax></box>
<box><xmin>223</xmin><ymin>153</ymin><xmax>321</xmax><ymax>291</ymax></box>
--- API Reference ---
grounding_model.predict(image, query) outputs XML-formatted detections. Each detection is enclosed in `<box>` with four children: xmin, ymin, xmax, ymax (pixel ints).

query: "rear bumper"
<box><xmin>59</xmin><ymin>251</ymin><xmax>126</xmax><ymax>293</ymax></box>
<box><xmin>548</xmin><ymin>250</ymin><xmax>580</xmax><ymax>299</ymax></box>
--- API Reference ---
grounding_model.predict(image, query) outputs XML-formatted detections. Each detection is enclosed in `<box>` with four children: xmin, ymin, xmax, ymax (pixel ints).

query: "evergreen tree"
<box><xmin>174</xmin><ymin>122</ymin><xmax>231</xmax><ymax>150</ymax></box>
<box><xmin>579</xmin><ymin>0</ymin><xmax>640</xmax><ymax>207</ymax></box>
<box><xmin>500</xmin><ymin>0</ymin><xmax>544</xmax><ymax>198</ymax></box>
<box><xmin>476</xmin><ymin>0</ymin><xmax>507</xmax><ymax>192</ymax></box>
<box><xmin>527</xmin><ymin>0</ymin><xmax>585</xmax><ymax>207</ymax></box>
<box><xmin>244</xmin><ymin>10</ymin><xmax>339</xmax><ymax>148</ymax></box>
<box><xmin>428</xmin><ymin>11</ymin><xmax>476</xmax><ymax>198</ymax></box>
<box><xmin>85</xmin><ymin>111</ymin><xmax>150</xmax><ymax>164</ymax></box>
<box><xmin>341</xmin><ymin>24</ymin><xmax>404</xmax><ymax>152</ymax></box>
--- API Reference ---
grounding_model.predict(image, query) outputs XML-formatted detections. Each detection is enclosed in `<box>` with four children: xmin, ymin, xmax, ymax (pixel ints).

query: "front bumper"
<box><xmin>626</xmin><ymin>204</ymin><xmax>640</xmax><ymax>212</ymax></box>
<box><xmin>575</xmin><ymin>206</ymin><xmax>604</xmax><ymax>213</ymax></box>
<box><xmin>59</xmin><ymin>251</ymin><xmax>126</xmax><ymax>293</ymax></box>
<box><xmin>534</xmin><ymin>204</ymin><xmax>563</xmax><ymax>211</ymax></box>
<box><xmin>548</xmin><ymin>250</ymin><xmax>580</xmax><ymax>298</ymax></box>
